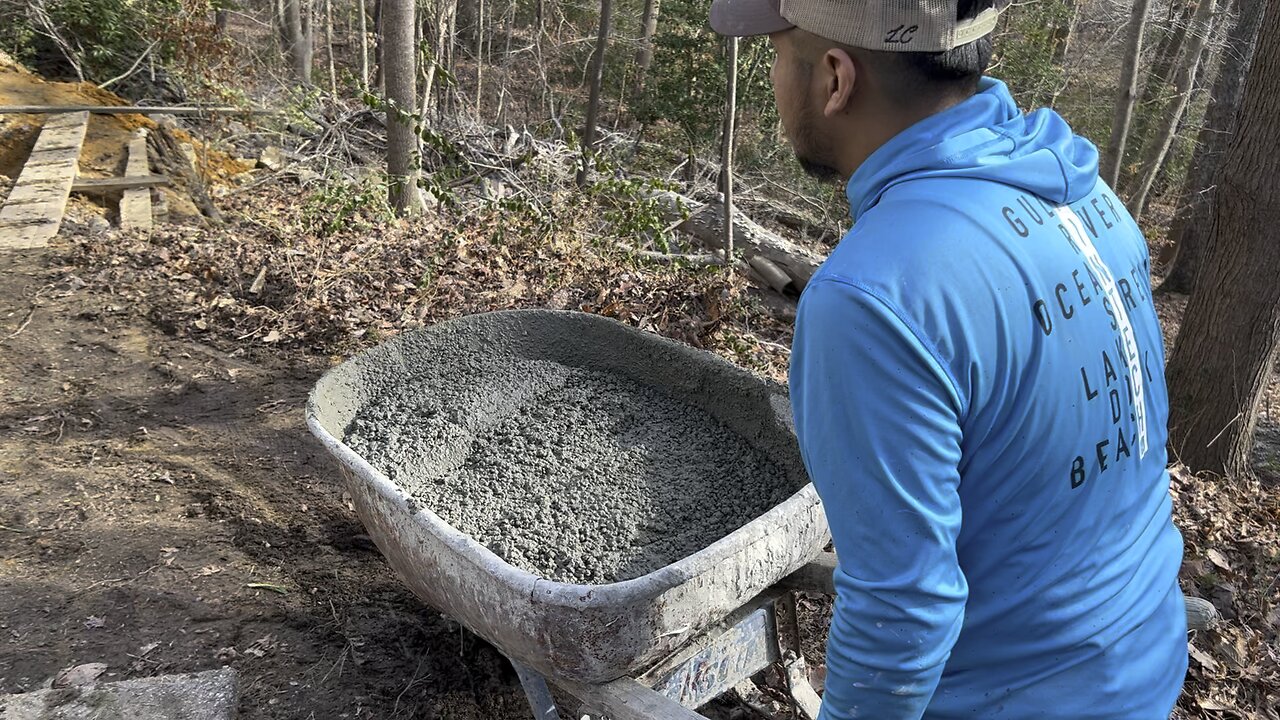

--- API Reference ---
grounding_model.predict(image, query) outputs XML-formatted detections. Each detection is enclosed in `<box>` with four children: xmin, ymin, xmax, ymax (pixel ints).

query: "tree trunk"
<box><xmin>276</xmin><ymin>0</ymin><xmax>291</xmax><ymax>51</ymax></box>
<box><xmin>444</xmin><ymin>0</ymin><xmax>457</xmax><ymax>116</ymax></box>
<box><xmin>1161</xmin><ymin>0</ymin><xmax>1265</xmax><ymax>294</ymax></box>
<box><xmin>1050</xmin><ymin>0</ymin><xmax>1079</xmax><ymax>65</ymax></box>
<box><xmin>1124</xmin><ymin>0</ymin><xmax>1195</xmax><ymax>189</ymax></box>
<box><xmin>1102</xmin><ymin>0</ymin><xmax>1155</xmax><ymax>186</ymax></box>
<box><xmin>1127</xmin><ymin>0</ymin><xmax>1218</xmax><ymax>219</ymax></box>
<box><xmin>633</xmin><ymin>0</ymin><xmax>661</xmax><ymax>95</ymax></box>
<box><xmin>372</xmin><ymin>0</ymin><xmax>384</xmax><ymax>91</ymax></box>
<box><xmin>1144</xmin><ymin>2</ymin><xmax>1195</xmax><ymax>104</ymax></box>
<box><xmin>422</xmin><ymin>0</ymin><xmax>453</xmax><ymax>120</ymax></box>
<box><xmin>286</xmin><ymin>0</ymin><xmax>310</xmax><ymax>83</ymax></box>
<box><xmin>215</xmin><ymin>8</ymin><xmax>230</xmax><ymax>33</ymax></box>
<box><xmin>1165</xmin><ymin>0</ymin><xmax>1280</xmax><ymax>478</ymax></box>
<box><xmin>721</xmin><ymin>36</ymin><xmax>737</xmax><ymax>262</ymax></box>
<box><xmin>475</xmin><ymin>0</ymin><xmax>485</xmax><ymax>115</ymax></box>
<box><xmin>325</xmin><ymin>0</ymin><xmax>338</xmax><ymax>98</ymax></box>
<box><xmin>383</xmin><ymin>0</ymin><xmax>423</xmax><ymax>215</ymax></box>
<box><xmin>575</xmin><ymin>0</ymin><xmax>613</xmax><ymax>187</ymax></box>
<box><xmin>359</xmin><ymin>0</ymin><xmax>370</xmax><ymax>90</ymax></box>
<box><xmin>301</xmin><ymin>0</ymin><xmax>316</xmax><ymax>85</ymax></box>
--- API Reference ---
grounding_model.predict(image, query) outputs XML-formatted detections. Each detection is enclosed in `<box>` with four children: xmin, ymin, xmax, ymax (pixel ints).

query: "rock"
<box><xmin>51</xmin><ymin>664</ymin><xmax>107</xmax><ymax>689</ymax></box>
<box><xmin>87</xmin><ymin>216</ymin><xmax>111</xmax><ymax>235</ymax></box>
<box><xmin>0</xmin><ymin>668</ymin><xmax>237</xmax><ymax>720</ymax></box>
<box><xmin>257</xmin><ymin>146</ymin><xmax>286</xmax><ymax>172</ymax></box>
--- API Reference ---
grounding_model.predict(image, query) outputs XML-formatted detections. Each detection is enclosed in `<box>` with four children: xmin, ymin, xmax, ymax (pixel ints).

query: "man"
<box><xmin>709</xmin><ymin>0</ymin><xmax>1187</xmax><ymax>718</ymax></box>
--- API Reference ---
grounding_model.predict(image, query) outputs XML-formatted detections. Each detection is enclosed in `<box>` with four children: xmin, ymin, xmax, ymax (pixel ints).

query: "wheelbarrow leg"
<box><xmin>510</xmin><ymin>659</ymin><xmax>560</xmax><ymax>720</ymax></box>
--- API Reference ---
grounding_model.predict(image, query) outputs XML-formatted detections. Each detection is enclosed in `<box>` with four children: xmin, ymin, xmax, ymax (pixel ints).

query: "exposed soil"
<box><xmin>0</xmin><ymin>249</ymin><xmax>529</xmax><ymax>719</ymax></box>
<box><xmin>0</xmin><ymin>52</ymin><xmax>254</xmax><ymax>224</ymax></box>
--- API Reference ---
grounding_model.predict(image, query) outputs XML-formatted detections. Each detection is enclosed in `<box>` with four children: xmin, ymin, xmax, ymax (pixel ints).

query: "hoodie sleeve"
<box><xmin>789</xmin><ymin>276</ymin><xmax>968</xmax><ymax>720</ymax></box>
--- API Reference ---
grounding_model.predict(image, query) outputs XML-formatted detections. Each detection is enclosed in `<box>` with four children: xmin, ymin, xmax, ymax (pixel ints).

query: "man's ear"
<box><xmin>821</xmin><ymin>48</ymin><xmax>856</xmax><ymax>117</ymax></box>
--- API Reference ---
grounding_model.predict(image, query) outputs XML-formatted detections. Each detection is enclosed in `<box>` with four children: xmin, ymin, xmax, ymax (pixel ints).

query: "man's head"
<box><xmin>711</xmin><ymin>0</ymin><xmax>1002</xmax><ymax>181</ymax></box>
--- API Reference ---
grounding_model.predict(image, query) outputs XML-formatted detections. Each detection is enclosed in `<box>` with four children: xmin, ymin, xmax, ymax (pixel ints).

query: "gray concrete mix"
<box><xmin>344</xmin><ymin>357</ymin><xmax>795</xmax><ymax>584</ymax></box>
<box><xmin>0</xmin><ymin>669</ymin><xmax>238</xmax><ymax>720</ymax></box>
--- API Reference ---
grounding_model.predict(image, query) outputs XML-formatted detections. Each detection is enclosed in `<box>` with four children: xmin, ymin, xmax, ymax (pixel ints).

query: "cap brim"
<box><xmin>709</xmin><ymin>0</ymin><xmax>794</xmax><ymax>37</ymax></box>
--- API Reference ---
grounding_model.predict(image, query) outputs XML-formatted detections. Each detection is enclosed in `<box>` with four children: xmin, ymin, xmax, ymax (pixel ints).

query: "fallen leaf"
<box><xmin>1197</xmin><ymin>697</ymin><xmax>1231</xmax><ymax>711</ymax></box>
<box><xmin>194</xmin><ymin>565</ymin><xmax>223</xmax><ymax>578</ymax></box>
<box><xmin>52</xmin><ymin>663</ymin><xmax>107</xmax><ymax>688</ymax></box>
<box><xmin>1188</xmin><ymin>641</ymin><xmax>1218</xmax><ymax>672</ymax></box>
<box><xmin>1206</xmin><ymin>548</ymin><xmax>1232</xmax><ymax>571</ymax></box>
<box><xmin>136</xmin><ymin>642</ymin><xmax>159</xmax><ymax>657</ymax></box>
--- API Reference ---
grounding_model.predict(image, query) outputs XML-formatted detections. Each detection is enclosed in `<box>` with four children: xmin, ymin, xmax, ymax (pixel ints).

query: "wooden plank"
<box><xmin>0</xmin><ymin>222</ymin><xmax>60</xmax><ymax>251</ymax></box>
<box><xmin>119</xmin><ymin>130</ymin><xmax>153</xmax><ymax>231</ymax></box>
<box><xmin>71</xmin><ymin>174</ymin><xmax>170</xmax><ymax>193</ymax></box>
<box><xmin>0</xmin><ymin>111</ymin><xmax>88</xmax><ymax>250</ymax></box>
<box><xmin>0</xmin><ymin>105</ymin><xmax>277</xmax><ymax>116</ymax></box>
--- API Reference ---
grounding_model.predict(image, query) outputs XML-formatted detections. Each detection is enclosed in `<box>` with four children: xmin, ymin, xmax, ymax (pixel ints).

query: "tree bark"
<box><xmin>1124</xmin><ymin>0</ymin><xmax>1195</xmax><ymax>187</ymax></box>
<box><xmin>1165</xmin><ymin>0</ymin><xmax>1280</xmax><ymax>478</ymax></box>
<box><xmin>576</xmin><ymin>0</ymin><xmax>613</xmax><ymax>187</ymax></box>
<box><xmin>1102</xmin><ymin>0</ymin><xmax>1154</xmax><ymax>187</ymax></box>
<box><xmin>286</xmin><ymin>0</ymin><xmax>311</xmax><ymax>83</ymax></box>
<box><xmin>1144</xmin><ymin>2</ymin><xmax>1196</xmax><ymax>105</ymax></box>
<box><xmin>475</xmin><ymin>0</ymin><xmax>485</xmax><ymax>115</ymax></box>
<box><xmin>1050</xmin><ymin>0</ymin><xmax>1079</xmax><ymax>65</ymax></box>
<box><xmin>1127</xmin><ymin>0</ymin><xmax>1218</xmax><ymax>219</ymax></box>
<box><xmin>383</xmin><ymin>0</ymin><xmax>423</xmax><ymax>215</ymax></box>
<box><xmin>634</xmin><ymin>0</ymin><xmax>661</xmax><ymax>95</ymax></box>
<box><xmin>1161</xmin><ymin>0</ymin><xmax>1265</xmax><ymax>293</ymax></box>
<box><xmin>421</xmin><ymin>0</ymin><xmax>453</xmax><ymax>120</ymax></box>
<box><xmin>276</xmin><ymin>0</ymin><xmax>291</xmax><ymax>51</ymax></box>
<box><xmin>721</xmin><ymin>36</ymin><xmax>738</xmax><ymax>262</ymax></box>
<box><xmin>302</xmin><ymin>0</ymin><xmax>316</xmax><ymax>85</ymax></box>
<box><xmin>325</xmin><ymin>0</ymin><xmax>338</xmax><ymax>98</ymax></box>
<box><xmin>372</xmin><ymin>0</ymin><xmax>384</xmax><ymax>91</ymax></box>
<box><xmin>359</xmin><ymin>0</ymin><xmax>370</xmax><ymax>90</ymax></box>
<box><xmin>215</xmin><ymin>8</ymin><xmax>230</xmax><ymax>33</ymax></box>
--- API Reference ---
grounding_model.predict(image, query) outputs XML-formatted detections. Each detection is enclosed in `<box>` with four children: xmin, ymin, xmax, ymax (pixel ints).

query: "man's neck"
<box><xmin>837</xmin><ymin>92</ymin><xmax>974</xmax><ymax>181</ymax></box>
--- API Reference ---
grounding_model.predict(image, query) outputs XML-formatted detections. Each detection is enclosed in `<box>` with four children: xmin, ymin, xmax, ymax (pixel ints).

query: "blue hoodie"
<box><xmin>789</xmin><ymin>78</ymin><xmax>1186</xmax><ymax>719</ymax></box>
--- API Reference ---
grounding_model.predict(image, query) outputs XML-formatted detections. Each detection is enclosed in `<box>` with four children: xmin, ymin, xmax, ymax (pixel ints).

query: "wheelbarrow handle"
<box><xmin>774</xmin><ymin>551</ymin><xmax>1220</xmax><ymax>632</ymax></box>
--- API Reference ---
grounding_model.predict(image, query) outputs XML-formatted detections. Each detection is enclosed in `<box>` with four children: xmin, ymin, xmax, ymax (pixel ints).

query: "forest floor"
<box><xmin>1</xmin><ymin>52</ymin><xmax>1278</xmax><ymax>720</ymax></box>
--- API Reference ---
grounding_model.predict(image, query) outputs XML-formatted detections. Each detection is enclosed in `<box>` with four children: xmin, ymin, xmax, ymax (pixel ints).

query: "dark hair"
<box><xmin>865</xmin><ymin>0</ymin><xmax>995</xmax><ymax>106</ymax></box>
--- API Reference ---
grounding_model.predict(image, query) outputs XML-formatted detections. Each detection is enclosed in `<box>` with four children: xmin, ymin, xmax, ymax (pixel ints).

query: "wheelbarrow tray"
<box><xmin>305</xmin><ymin>309</ymin><xmax>829</xmax><ymax>684</ymax></box>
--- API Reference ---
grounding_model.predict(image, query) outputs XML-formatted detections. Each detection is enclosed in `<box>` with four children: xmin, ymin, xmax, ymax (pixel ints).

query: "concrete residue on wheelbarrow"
<box><xmin>343</xmin><ymin>356</ymin><xmax>797</xmax><ymax>585</ymax></box>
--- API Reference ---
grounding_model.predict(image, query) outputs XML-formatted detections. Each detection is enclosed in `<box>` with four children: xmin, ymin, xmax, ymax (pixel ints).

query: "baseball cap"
<box><xmin>709</xmin><ymin>0</ymin><xmax>1006</xmax><ymax>52</ymax></box>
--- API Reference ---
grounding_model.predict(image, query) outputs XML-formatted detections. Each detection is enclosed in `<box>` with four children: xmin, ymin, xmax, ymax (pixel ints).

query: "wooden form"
<box><xmin>119</xmin><ymin>130</ymin><xmax>153</xmax><ymax>231</ymax></box>
<box><xmin>0</xmin><ymin>111</ymin><xmax>89</xmax><ymax>250</ymax></box>
<box><xmin>71</xmin><ymin>175</ymin><xmax>170</xmax><ymax>193</ymax></box>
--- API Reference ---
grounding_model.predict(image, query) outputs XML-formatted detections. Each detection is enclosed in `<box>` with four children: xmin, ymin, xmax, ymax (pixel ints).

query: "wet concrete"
<box><xmin>345</xmin><ymin>356</ymin><xmax>795</xmax><ymax>584</ymax></box>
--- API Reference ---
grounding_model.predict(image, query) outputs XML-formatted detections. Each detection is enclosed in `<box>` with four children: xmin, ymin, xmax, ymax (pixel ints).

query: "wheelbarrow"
<box><xmin>306</xmin><ymin>309</ymin><xmax>1218</xmax><ymax>719</ymax></box>
<box><xmin>306</xmin><ymin>309</ymin><xmax>839</xmax><ymax>719</ymax></box>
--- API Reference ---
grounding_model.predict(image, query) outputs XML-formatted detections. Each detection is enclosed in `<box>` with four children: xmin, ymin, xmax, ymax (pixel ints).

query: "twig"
<box><xmin>3</xmin><ymin>307</ymin><xmax>35</xmax><ymax>340</ymax></box>
<box><xmin>99</xmin><ymin>41</ymin><xmax>159</xmax><ymax>90</ymax></box>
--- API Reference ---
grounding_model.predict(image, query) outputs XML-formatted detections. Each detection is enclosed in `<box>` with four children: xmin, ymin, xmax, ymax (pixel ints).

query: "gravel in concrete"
<box><xmin>344</xmin><ymin>358</ymin><xmax>794</xmax><ymax>584</ymax></box>
<box><xmin>0</xmin><ymin>668</ymin><xmax>238</xmax><ymax>720</ymax></box>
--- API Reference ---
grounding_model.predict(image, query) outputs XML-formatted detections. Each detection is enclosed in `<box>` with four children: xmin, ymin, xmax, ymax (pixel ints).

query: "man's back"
<box><xmin>790</xmin><ymin>78</ymin><xmax>1186</xmax><ymax>718</ymax></box>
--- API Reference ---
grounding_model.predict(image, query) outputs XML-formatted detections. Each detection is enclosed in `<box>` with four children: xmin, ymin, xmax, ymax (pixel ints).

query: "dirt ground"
<box><xmin>0</xmin><ymin>249</ymin><xmax>532</xmax><ymax>719</ymax></box>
